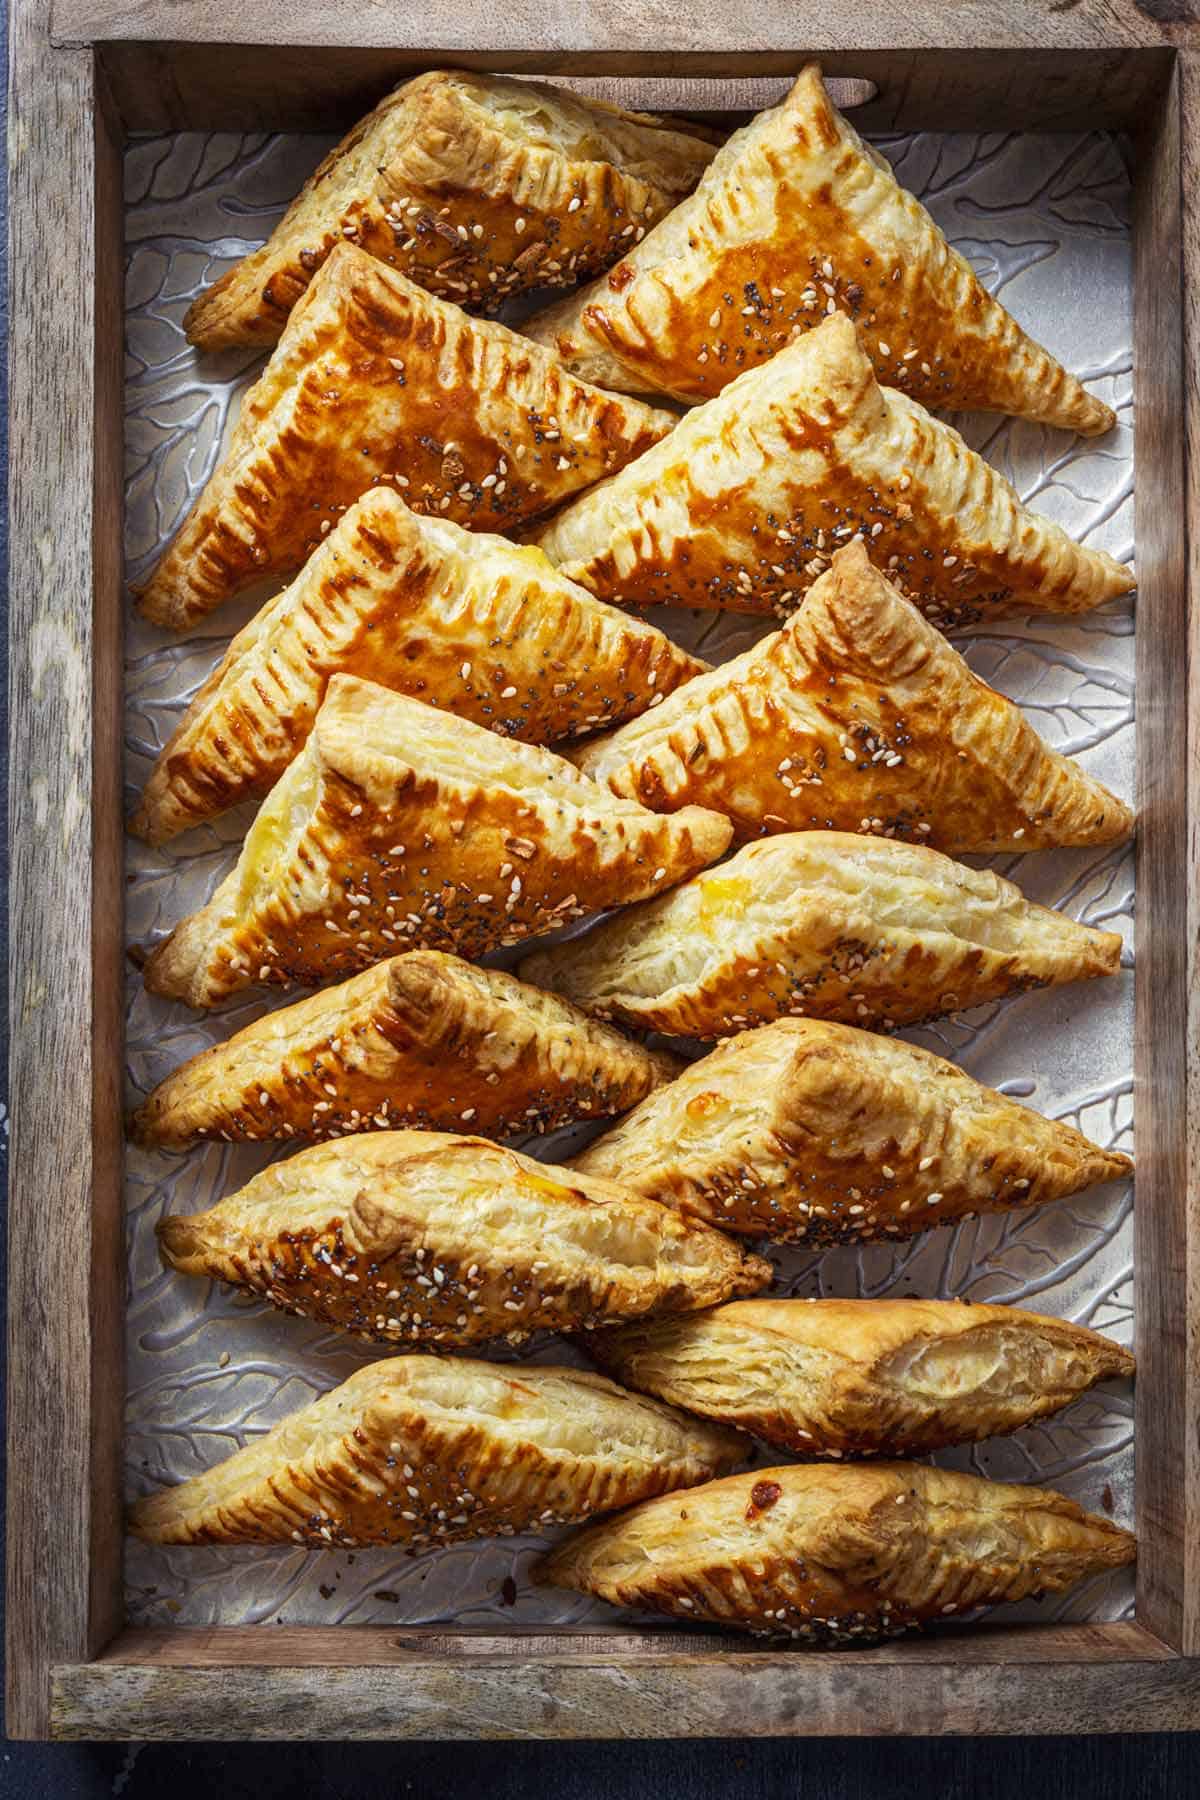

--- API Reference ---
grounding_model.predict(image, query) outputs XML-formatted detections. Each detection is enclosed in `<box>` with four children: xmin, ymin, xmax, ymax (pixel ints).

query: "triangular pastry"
<box><xmin>129</xmin><ymin>1355</ymin><xmax>746</xmax><ymax>1548</ymax></box>
<box><xmin>184</xmin><ymin>70</ymin><xmax>718</xmax><ymax>350</ymax></box>
<box><xmin>131</xmin><ymin>489</ymin><xmax>705</xmax><ymax>846</ymax></box>
<box><xmin>519</xmin><ymin>830</ymin><xmax>1123</xmax><ymax>1039</ymax></box>
<box><xmin>588</xmin><ymin>1298</ymin><xmax>1134</xmax><ymax>1455</ymax></box>
<box><xmin>537</xmin><ymin>1462</ymin><xmax>1135</xmax><ymax>1641</ymax></box>
<box><xmin>523</xmin><ymin>64</ymin><xmax>1115</xmax><ymax>434</ymax></box>
<box><xmin>571</xmin><ymin>1018</ymin><xmax>1132</xmax><ymax>1244</ymax></box>
<box><xmin>536</xmin><ymin>312</ymin><xmax>1133</xmax><ymax>627</ymax></box>
<box><xmin>137</xmin><ymin>243</ymin><xmax>676</xmax><ymax>631</ymax></box>
<box><xmin>143</xmin><ymin>677</ymin><xmax>732</xmax><ymax>1010</ymax></box>
<box><xmin>156</xmin><ymin>1131</ymin><xmax>771</xmax><ymax>1350</ymax></box>
<box><xmin>130</xmin><ymin>950</ymin><xmax>680</xmax><ymax>1151</ymax></box>
<box><xmin>574</xmin><ymin>541</ymin><xmax>1132</xmax><ymax>853</ymax></box>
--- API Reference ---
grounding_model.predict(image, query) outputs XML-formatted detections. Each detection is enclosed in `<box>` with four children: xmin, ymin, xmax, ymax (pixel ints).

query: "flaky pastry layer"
<box><xmin>524</xmin><ymin>64</ymin><xmax>1114</xmax><ymax>434</ymax></box>
<box><xmin>571</xmin><ymin>1017</ymin><xmax>1131</xmax><ymax>1244</ymax></box>
<box><xmin>520</xmin><ymin>830</ymin><xmax>1122</xmax><ymax>1039</ymax></box>
<box><xmin>130</xmin><ymin>1355</ymin><xmax>746</xmax><ymax>1548</ymax></box>
<box><xmin>131</xmin><ymin>950</ymin><xmax>679</xmax><ymax>1150</ymax></box>
<box><xmin>537</xmin><ymin>313</ymin><xmax>1133</xmax><ymax>627</ymax></box>
<box><xmin>144</xmin><ymin>677</ymin><xmax>732</xmax><ymax>1010</ymax></box>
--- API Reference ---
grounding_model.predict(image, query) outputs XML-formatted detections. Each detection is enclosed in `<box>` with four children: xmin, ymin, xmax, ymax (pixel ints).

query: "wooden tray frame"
<box><xmin>8</xmin><ymin>0</ymin><xmax>1200</xmax><ymax>1741</ymax></box>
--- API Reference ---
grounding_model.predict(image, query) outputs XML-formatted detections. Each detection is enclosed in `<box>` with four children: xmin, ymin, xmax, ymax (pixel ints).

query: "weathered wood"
<box><xmin>49</xmin><ymin>1626</ymin><xmax>1200</xmax><ymax>1741</ymax></box>
<box><xmin>91</xmin><ymin>43</ymin><xmax>1173</xmax><ymax>134</ymax></box>
<box><xmin>45</xmin><ymin>0</ymin><xmax>1200</xmax><ymax>52</ymax></box>
<box><xmin>5</xmin><ymin>4</ymin><xmax>127</xmax><ymax>1741</ymax></box>
<box><xmin>1131</xmin><ymin>50</ymin><xmax>1200</xmax><ymax>1660</ymax></box>
<box><xmin>92</xmin><ymin>1622</ymin><xmax>1176</xmax><ymax>1667</ymax></box>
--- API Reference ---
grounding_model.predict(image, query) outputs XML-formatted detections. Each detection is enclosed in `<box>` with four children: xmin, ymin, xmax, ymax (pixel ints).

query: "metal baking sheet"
<box><xmin>122</xmin><ymin>123</ymin><xmax>1135</xmax><ymax>1630</ymax></box>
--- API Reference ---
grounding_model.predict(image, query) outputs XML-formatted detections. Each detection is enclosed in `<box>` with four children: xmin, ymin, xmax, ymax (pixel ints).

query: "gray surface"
<box><xmin>124</xmin><ymin>123</ymin><xmax>1136</xmax><ymax>1639</ymax></box>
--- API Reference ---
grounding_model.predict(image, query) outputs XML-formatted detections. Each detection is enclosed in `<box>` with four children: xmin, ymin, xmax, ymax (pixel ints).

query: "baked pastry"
<box><xmin>129</xmin><ymin>1355</ymin><xmax>746</xmax><ymax>1547</ymax></box>
<box><xmin>137</xmin><ymin>243</ymin><xmax>676</xmax><ymax>631</ymax></box>
<box><xmin>184</xmin><ymin>71</ymin><xmax>718</xmax><ymax>349</ymax></box>
<box><xmin>523</xmin><ymin>64</ymin><xmax>1115</xmax><ymax>434</ymax></box>
<box><xmin>143</xmin><ymin>678</ymin><xmax>731</xmax><ymax>1010</ymax></box>
<box><xmin>536</xmin><ymin>312</ymin><xmax>1134</xmax><ymax>628</ymax></box>
<box><xmin>571</xmin><ymin>1018</ymin><xmax>1132</xmax><ymax>1244</ymax></box>
<box><xmin>131</xmin><ymin>488</ymin><xmax>705</xmax><ymax>846</ymax></box>
<box><xmin>520</xmin><ymin>831</ymin><xmax>1123</xmax><ymax>1039</ymax></box>
<box><xmin>156</xmin><ymin>1131</ymin><xmax>772</xmax><ymax>1349</ymax></box>
<box><xmin>130</xmin><ymin>950</ymin><xmax>679</xmax><ymax>1151</ymax></box>
<box><xmin>537</xmin><ymin>1462</ymin><xmax>1135</xmax><ymax>1641</ymax></box>
<box><xmin>588</xmin><ymin>1298</ymin><xmax>1134</xmax><ymax>1454</ymax></box>
<box><xmin>575</xmin><ymin>541</ymin><xmax>1131</xmax><ymax>853</ymax></box>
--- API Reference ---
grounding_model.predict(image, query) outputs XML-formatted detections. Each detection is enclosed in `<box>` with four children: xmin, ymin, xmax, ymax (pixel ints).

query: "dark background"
<box><xmin>1</xmin><ymin>15</ymin><xmax>1197</xmax><ymax>1797</ymax></box>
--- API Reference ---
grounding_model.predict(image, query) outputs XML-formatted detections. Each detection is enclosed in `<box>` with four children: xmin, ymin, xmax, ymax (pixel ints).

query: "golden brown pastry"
<box><xmin>143</xmin><ymin>677</ymin><xmax>732</xmax><ymax>1011</ymax></box>
<box><xmin>156</xmin><ymin>1131</ymin><xmax>772</xmax><ymax>1349</ymax></box>
<box><xmin>129</xmin><ymin>1355</ymin><xmax>747</xmax><ymax>1548</ymax></box>
<box><xmin>575</xmin><ymin>541</ymin><xmax>1131</xmax><ymax>853</ymax></box>
<box><xmin>131</xmin><ymin>489</ymin><xmax>705</xmax><ymax>846</ymax></box>
<box><xmin>519</xmin><ymin>831</ymin><xmax>1123</xmax><ymax>1039</ymax></box>
<box><xmin>588</xmin><ymin>1298</ymin><xmax>1134</xmax><ymax>1455</ymax></box>
<box><xmin>537</xmin><ymin>1462</ymin><xmax>1135</xmax><ymax>1641</ymax></box>
<box><xmin>537</xmin><ymin>312</ymin><xmax>1133</xmax><ymax>628</ymax></box>
<box><xmin>571</xmin><ymin>1018</ymin><xmax>1132</xmax><ymax>1244</ymax></box>
<box><xmin>130</xmin><ymin>950</ymin><xmax>680</xmax><ymax>1151</ymax></box>
<box><xmin>524</xmin><ymin>64</ymin><xmax>1114</xmax><ymax>434</ymax></box>
<box><xmin>184</xmin><ymin>71</ymin><xmax>718</xmax><ymax>349</ymax></box>
<box><xmin>137</xmin><ymin>243</ymin><xmax>676</xmax><ymax>632</ymax></box>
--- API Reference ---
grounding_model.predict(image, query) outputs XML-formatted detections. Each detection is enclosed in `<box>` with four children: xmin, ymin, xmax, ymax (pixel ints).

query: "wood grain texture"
<box><xmin>49</xmin><ymin>1627</ymin><xmax>1200</xmax><ymax>1741</ymax></box>
<box><xmin>5</xmin><ymin>5</ymin><xmax>126</xmax><ymax>1740</ymax></box>
<box><xmin>1131</xmin><ymin>51</ymin><xmax>1200</xmax><ymax>1659</ymax></box>
<box><xmin>47</xmin><ymin>0</ymin><xmax>1200</xmax><ymax>51</ymax></box>
<box><xmin>92</xmin><ymin>44</ymin><xmax>1174</xmax><ymax>134</ymax></box>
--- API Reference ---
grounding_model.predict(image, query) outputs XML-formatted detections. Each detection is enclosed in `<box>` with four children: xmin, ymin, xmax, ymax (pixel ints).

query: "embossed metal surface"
<box><xmin>123</xmin><ymin>126</ymin><xmax>1135</xmax><ymax>1629</ymax></box>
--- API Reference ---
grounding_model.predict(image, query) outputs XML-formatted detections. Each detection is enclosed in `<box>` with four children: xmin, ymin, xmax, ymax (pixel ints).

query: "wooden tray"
<box><xmin>8</xmin><ymin>0</ymin><xmax>1200</xmax><ymax>1742</ymax></box>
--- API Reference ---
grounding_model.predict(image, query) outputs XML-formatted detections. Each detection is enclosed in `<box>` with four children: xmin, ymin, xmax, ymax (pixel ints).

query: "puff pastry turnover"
<box><xmin>144</xmin><ymin>678</ymin><xmax>731</xmax><ymax>1010</ymax></box>
<box><xmin>131</xmin><ymin>488</ymin><xmax>705</xmax><ymax>846</ymax></box>
<box><xmin>137</xmin><ymin>243</ymin><xmax>676</xmax><ymax>631</ymax></box>
<box><xmin>524</xmin><ymin>65</ymin><xmax>1114</xmax><ymax>435</ymax></box>
<box><xmin>129</xmin><ymin>1355</ymin><xmax>746</xmax><ymax>1548</ymax></box>
<box><xmin>572</xmin><ymin>1018</ymin><xmax>1131</xmax><ymax>1244</ymax></box>
<box><xmin>589</xmin><ymin>1298</ymin><xmax>1134</xmax><ymax>1455</ymax></box>
<box><xmin>157</xmin><ymin>1130</ymin><xmax>771</xmax><ymax>1349</ymax></box>
<box><xmin>574</xmin><ymin>542</ymin><xmax>1131</xmax><ymax>853</ymax></box>
<box><xmin>520</xmin><ymin>831</ymin><xmax>1123</xmax><ymax>1039</ymax></box>
<box><xmin>537</xmin><ymin>1461</ymin><xmax>1135</xmax><ymax>1642</ymax></box>
<box><xmin>184</xmin><ymin>71</ymin><xmax>718</xmax><ymax>350</ymax></box>
<box><xmin>130</xmin><ymin>950</ymin><xmax>678</xmax><ymax>1151</ymax></box>
<box><xmin>537</xmin><ymin>312</ymin><xmax>1133</xmax><ymax>628</ymax></box>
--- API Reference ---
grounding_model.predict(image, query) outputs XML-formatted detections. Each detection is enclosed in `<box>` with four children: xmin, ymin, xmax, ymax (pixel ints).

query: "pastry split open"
<box><xmin>129</xmin><ymin>1355</ymin><xmax>746</xmax><ymax>1548</ymax></box>
<box><xmin>131</xmin><ymin>489</ymin><xmax>705</xmax><ymax>846</ymax></box>
<box><xmin>137</xmin><ymin>243</ymin><xmax>676</xmax><ymax>631</ymax></box>
<box><xmin>184</xmin><ymin>70</ymin><xmax>718</xmax><ymax>350</ymax></box>
<box><xmin>588</xmin><ymin>1298</ymin><xmax>1134</xmax><ymax>1455</ymax></box>
<box><xmin>130</xmin><ymin>950</ymin><xmax>679</xmax><ymax>1151</ymax></box>
<box><xmin>519</xmin><ymin>831</ymin><xmax>1123</xmax><ymax>1039</ymax></box>
<box><xmin>524</xmin><ymin>64</ymin><xmax>1115</xmax><ymax>435</ymax></box>
<box><xmin>571</xmin><ymin>1018</ymin><xmax>1132</xmax><ymax>1244</ymax></box>
<box><xmin>143</xmin><ymin>677</ymin><xmax>732</xmax><ymax>1010</ymax></box>
<box><xmin>575</xmin><ymin>541</ymin><xmax>1131</xmax><ymax>853</ymax></box>
<box><xmin>536</xmin><ymin>312</ymin><xmax>1133</xmax><ymax>627</ymax></box>
<box><xmin>537</xmin><ymin>1462</ymin><xmax>1135</xmax><ymax>1642</ymax></box>
<box><xmin>156</xmin><ymin>1131</ymin><xmax>771</xmax><ymax>1350</ymax></box>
